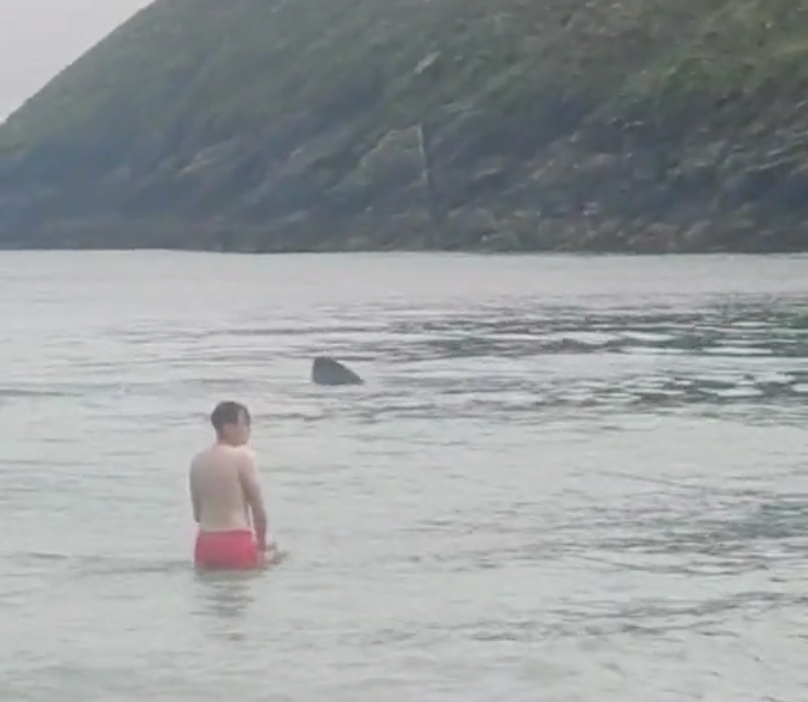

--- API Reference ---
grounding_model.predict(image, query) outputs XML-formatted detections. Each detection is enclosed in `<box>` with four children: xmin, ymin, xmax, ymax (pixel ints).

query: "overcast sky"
<box><xmin>0</xmin><ymin>0</ymin><xmax>151</xmax><ymax>117</ymax></box>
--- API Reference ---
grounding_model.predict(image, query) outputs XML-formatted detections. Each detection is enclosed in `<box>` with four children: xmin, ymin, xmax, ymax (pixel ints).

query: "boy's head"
<box><xmin>211</xmin><ymin>401</ymin><xmax>251</xmax><ymax>446</ymax></box>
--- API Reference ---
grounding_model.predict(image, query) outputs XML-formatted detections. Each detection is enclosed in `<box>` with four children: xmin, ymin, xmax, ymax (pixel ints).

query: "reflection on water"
<box><xmin>193</xmin><ymin>571</ymin><xmax>260</xmax><ymax>639</ymax></box>
<box><xmin>0</xmin><ymin>252</ymin><xmax>806</xmax><ymax>701</ymax></box>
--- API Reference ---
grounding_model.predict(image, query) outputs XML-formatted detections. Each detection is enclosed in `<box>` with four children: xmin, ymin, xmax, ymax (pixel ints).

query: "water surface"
<box><xmin>1</xmin><ymin>252</ymin><xmax>806</xmax><ymax>701</ymax></box>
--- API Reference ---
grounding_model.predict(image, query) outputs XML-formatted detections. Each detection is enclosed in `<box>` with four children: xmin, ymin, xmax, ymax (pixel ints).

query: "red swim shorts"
<box><xmin>194</xmin><ymin>529</ymin><xmax>259</xmax><ymax>570</ymax></box>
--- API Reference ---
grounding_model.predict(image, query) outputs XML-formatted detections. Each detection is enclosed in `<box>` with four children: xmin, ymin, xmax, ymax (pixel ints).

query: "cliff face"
<box><xmin>1</xmin><ymin>0</ymin><xmax>808</xmax><ymax>252</ymax></box>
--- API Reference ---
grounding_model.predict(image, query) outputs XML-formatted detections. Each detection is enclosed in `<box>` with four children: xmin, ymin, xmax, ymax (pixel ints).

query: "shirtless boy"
<box><xmin>190</xmin><ymin>401</ymin><xmax>275</xmax><ymax>569</ymax></box>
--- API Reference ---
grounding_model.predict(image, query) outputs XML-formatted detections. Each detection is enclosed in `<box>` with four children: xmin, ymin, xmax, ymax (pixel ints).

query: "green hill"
<box><xmin>1</xmin><ymin>0</ymin><xmax>808</xmax><ymax>252</ymax></box>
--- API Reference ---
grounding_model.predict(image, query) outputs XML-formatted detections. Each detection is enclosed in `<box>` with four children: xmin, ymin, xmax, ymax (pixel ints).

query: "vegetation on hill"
<box><xmin>1</xmin><ymin>0</ymin><xmax>808</xmax><ymax>252</ymax></box>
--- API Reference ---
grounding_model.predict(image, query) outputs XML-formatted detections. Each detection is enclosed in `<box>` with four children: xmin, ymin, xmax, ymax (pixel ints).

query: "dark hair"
<box><xmin>210</xmin><ymin>401</ymin><xmax>250</xmax><ymax>433</ymax></box>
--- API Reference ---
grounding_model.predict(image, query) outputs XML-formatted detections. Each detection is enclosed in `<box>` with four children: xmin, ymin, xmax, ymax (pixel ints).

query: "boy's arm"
<box><xmin>189</xmin><ymin>466</ymin><xmax>201</xmax><ymax>523</ymax></box>
<box><xmin>238</xmin><ymin>451</ymin><xmax>269</xmax><ymax>550</ymax></box>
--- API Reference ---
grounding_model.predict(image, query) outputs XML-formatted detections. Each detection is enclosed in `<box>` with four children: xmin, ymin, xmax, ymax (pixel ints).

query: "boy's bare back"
<box><xmin>190</xmin><ymin>445</ymin><xmax>260</xmax><ymax>532</ymax></box>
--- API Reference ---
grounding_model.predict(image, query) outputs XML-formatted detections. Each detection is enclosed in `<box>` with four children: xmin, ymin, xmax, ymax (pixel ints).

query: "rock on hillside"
<box><xmin>1</xmin><ymin>0</ymin><xmax>808</xmax><ymax>252</ymax></box>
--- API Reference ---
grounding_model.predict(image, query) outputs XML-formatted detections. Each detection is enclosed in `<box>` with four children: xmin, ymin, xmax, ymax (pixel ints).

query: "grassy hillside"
<box><xmin>1</xmin><ymin>0</ymin><xmax>808</xmax><ymax>252</ymax></box>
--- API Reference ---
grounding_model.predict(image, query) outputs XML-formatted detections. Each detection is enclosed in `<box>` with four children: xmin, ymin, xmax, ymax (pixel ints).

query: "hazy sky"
<box><xmin>0</xmin><ymin>0</ymin><xmax>151</xmax><ymax>117</ymax></box>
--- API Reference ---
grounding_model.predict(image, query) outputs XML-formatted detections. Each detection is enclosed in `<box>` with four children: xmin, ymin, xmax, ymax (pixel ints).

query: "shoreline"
<box><xmin>2</xmin><ymin>214</ymin><xmax>805</xmax><ymax>255</ymax></box>
<box><xmin>0</xmin><ymin>242</ymin><xmax>805</xmax><ymax>256</ymax></box>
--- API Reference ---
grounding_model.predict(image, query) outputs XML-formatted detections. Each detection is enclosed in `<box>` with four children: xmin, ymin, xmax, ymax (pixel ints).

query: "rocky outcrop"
<box><xmin>1</xmin><ymin>0</ymin><xmax>808</xmax><ymax>253</ymax></box>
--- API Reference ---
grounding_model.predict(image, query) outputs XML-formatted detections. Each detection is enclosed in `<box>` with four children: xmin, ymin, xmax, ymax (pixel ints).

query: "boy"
<box><xmin>189</xmin><ymin>401</ymin><xmax>275</xmax><ymax>569</ymax></box>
